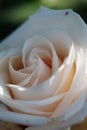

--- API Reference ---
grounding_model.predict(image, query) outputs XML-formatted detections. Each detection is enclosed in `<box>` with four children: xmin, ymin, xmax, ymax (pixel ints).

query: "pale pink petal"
<box><xmin>0</xmin><ymin>95</ymin><xmax>51</xmax><ymax>116</ymax></box>
<box><xmin>22</xmin><ymin>35</ymin><xmax>60</xmax><ymax>72</ymax></box>
<box><xmin>0</xmin><ymin>92</ymin><xmax>65</xmax><ymax>116</ymax></box>
<box><xmin>33</xmin><ymin>57</ymin><xmax>51</xmax><ymax>85</ymax></box>
<box><xmin>0</xmin><ymin>104</ymin><xmax>48</xmax><ymax>126</ymax></box>
<box><xmin>9</xmin><ymin>56</ymin><xmax>28</xmax><ymax>84</ymax></box>
<box><xmin>0</xmin><ymin>49</ymin><xmax>19</xmax><ymax>98</ymax></box>
<box><xmin>14</xmin><ymin>93</ymin><xmax>65</xmax><ymax>113</ymax></box>
<box><xmin>25</xmin><ymin>102</ymin><xmax>87</xmax><ymax>130</ymax></box>
<box><xmin>37</xmin><ymin>28</ymin><xmax>72</xmax><ymax>61</ymax></box>
<box><xmin>0</xmin><ymin>49</ymin><xmax>19</xmax><ymax>74</ymax></box>
<box><xmin>18</xmin><ymin>69</ymin><xmax>38</xmax><ymax>86</ymax></box>
<box><xmin>59</xmin><ymin>90</ymin><xmax>86</xmax><ymax>120</ymax></box>
<box><xmin>54</xmin><ymin>44</ymin><xmax>75</xmax><ymax>95</ymax></box>
<box><xmin>52</xmin><ymin>47</ymin><xmax>86</xmax><ymax>117</ymax></box>
<box><xmin>7</xmin><ymin>65</ymin><xmax>64</xmax><ymax>100</ymax></box>
<box><xmin>18</xmin><ymin>57</ymin><xmax>51</xmax><ymax>87</ymax></box>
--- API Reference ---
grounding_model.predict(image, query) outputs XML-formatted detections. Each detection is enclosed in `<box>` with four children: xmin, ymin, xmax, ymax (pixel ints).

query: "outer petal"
<box><xmin>0</xmin><ymin>103</ymin><xmax>48</xmax><ymax>126</ymax></box>
<box><xmin>25</xmin><ymin>101</ymin><xmax>87</xmax><ymax>130</ymax></box>
<box><xmin>0</xmin><ymin>7</ymin><xmax>87</xmax><ymax>51</ymax></box>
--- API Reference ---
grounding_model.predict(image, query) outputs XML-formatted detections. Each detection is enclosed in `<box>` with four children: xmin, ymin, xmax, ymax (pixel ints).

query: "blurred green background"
<box><xmin>0</xmin><ymin>0</ymin><xmax>87</xmax><ymax>41</ymax></box>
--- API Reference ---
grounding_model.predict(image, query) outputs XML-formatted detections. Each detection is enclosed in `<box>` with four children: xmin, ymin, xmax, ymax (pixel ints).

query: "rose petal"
<box><xmin>0</xmin><ymin>95</ymin><xmax>51</xmax><ymax>116</ymax></box>
<box><xmin>60</xmin><ymin>90</ymin><xmax>86</xmax><ymax>120</ymax></box>
<box><xmin>52</xmin><ymin>47</ymin><xmax>86</xmax><ymax>117</ymax></box>
<box><xmin>0</xmin><ymin>104</ymin><xmax>48</xmax><ymax>126</ymax></box>
<box><xmin>22</xmin><ymin>35</ymin><xmax>60</xmax><ymax>72</ymax></box>
<box><xmin>0</xmin><ymin>92</ymin><xmax>65</xmax><ymax>116</ymax></box>
<box><xmin>25</xmin><ymin>101</ymin><xmax>87</xmax><ymax>130</ymax></box>
<box><xmin>0</xmin><ymin>49</ymin><xmax>19</xmax><ymax>74</ymax></box>
<box><xmin>54</xmin><ymin>44</ymin><xmax>75</xmax><ymax>95</ymax></box>
<box><xmin>9</xmin><ymin>56</ymin><xmax>28</xmax><ymax>84</ymax></box>
<box><xmin>18</xmin><ymin>57</ymin><xmax>51</xmax><ymax>87</ymax></box>
<box><xmin>0</xmin><ymin>49</ymin><xmax>19</xmax><ymax>98</ymax></box>
<box><xmin>37</xmin><ymin>28</ymin><xmax>72</xmax><ymax>61</ymax></box>
<box><xmin>6</xmin><ymin>65</ymin><xmax>64</xmax><ymax>100</ymax></box>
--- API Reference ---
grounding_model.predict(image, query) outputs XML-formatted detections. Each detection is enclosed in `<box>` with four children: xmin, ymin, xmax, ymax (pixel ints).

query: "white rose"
<box><xmin>0</xmin><ymin>7</ymin><xmax>87</xmax><ymax>130</ymax></box>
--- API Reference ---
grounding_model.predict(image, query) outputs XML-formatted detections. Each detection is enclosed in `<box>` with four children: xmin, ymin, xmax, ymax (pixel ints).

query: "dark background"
<box><xmin>0</xmin><ymin>0</ymin><xmax>87</xmax><ymax>41</ymax></box>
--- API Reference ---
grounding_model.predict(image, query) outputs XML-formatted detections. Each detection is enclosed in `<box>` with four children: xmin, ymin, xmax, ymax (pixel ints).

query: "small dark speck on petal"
<box><xmin>65</xmin><ymin>11</ymin><xmax>69</xmax><ymax>16</ymax></box>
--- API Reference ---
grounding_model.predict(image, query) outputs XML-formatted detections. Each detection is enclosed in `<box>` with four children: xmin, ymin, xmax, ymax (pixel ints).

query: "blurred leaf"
<box><xmin>41</xmin><ymin>0</ymin><xmax>87</xmax><ymax>9</ymax></box>
<box><xmin>0</xmin><ymin>1</ymin><xmax>40</xmax><ymax>24</ymax></box>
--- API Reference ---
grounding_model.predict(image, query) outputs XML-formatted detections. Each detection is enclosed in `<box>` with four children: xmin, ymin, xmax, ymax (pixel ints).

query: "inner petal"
<box><xmin>38</xmin><ymin>28</ymin><xmax>72</xmax><ymax>61</ymax></box>
<box><xmin>29</xmin><ymin>48</ymin><xmax>52</xmax><ymax>68</ymax></box>
<box><xmin>9</xmin><ymin>54</ymin><xmax>51</xmax><ymax>87</ymax></box>
<box><xmin>32</xmin><ymin>57</ymin><xmax>52</xmax><ymax>86</ymax></box>
<box><xmin>18</xmin><ymin>56</ymin><xmax>51</xmax><ymax>87</ymax></box>
<box><xmin>22</xmin><ymin>35</ymin><xmax>61</xmax><ymax>73</ymax></box>
<box><xmin>9</xmin><ymin>56</ymin><xmax>28</xmax><ymax>84</ymax></box>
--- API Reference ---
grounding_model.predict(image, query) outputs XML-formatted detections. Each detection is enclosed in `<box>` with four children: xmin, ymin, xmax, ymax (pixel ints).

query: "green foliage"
<box><xmin>0</xmin><ymin>0</ymin><xmax>40</xmax><ymax>23</ymax></box>
<box><xmin>41</xmin><ymin>0</ymin><xmax>87</xmax><ymax>9</ymax></box>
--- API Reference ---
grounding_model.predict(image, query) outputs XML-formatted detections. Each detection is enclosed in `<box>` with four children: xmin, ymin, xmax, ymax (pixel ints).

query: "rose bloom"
<box><xmin>0</xmin><ymin>7</ymin><xmax>87</xmax><ymax>130</ymax></box>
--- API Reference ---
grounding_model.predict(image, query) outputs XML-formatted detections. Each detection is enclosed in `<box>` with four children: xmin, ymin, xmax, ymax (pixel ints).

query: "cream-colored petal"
<box><xmin>0</xmin><ymin>108</ymin><xmax>48</xmax><ymax>126</ymax></box>
<box><xmin>0</xmin><ymin>95</ymin><xmax>51</xmax><ymax>116</ymax></box>
<box><xmin>29</xmin><ymin>48</ymin><xmax>52</xmax><ymax>67</ymax></box>
<box><xmin>13</xmin><ymin>93</ymin><xmax>65</xmax><ymax>113</ymax></box>
<box><xmin>7</xmin><ymin>65</ymin><xmax>64</xmax><ymax>100</ymax></box>
<box><xmin>19</xmin><ymin>64</ymin><xmax>36</xmax><ymax>74</ymax></box>
<box><xmin>22</xmin><ymin>35</ymin><xmax>60</xmax><ymax>72</ymax></box>
<box><xmin>52</xmin><ymin>47</ymin><xmax>86</xmax><ymax>117</ymax></box>
<box><xmin>0</xmin><ymin>49</ymin><xmax>19</xmax><ymax>98</ymax></box>
<box><xmin>54</xmin><ymin>44</ymin><xmax>75</xmax><ymax>95</ymax></box>
<box><xmin>59</xmin><ymin>90</ymin><xmax>86</xmax><ymax>120</ymax></box>
<box><xmin>37</xmin><ymin>28</ymin><xmax>72</xmax><ymax>61</ymax></box>
<box><xmin>0</xmin><ymin>103</ymin><xmax>9</xmax><ymax>111</ymax></box>
<box><xmin>18</xmin><ymin>57</ymin><xmax>51</xmax><ymax>87</ymax></box>
<box><xmin>25</xmin><ymin>102</ymin><xmax>87</xmax><ymax>130</ymax></box>
<box><xmin>15</xmin><ymin>93</ymin><xmax>65</xmax><ymax>106</ymax></box>
<box><xmin>9</xmin><ymin>56</ymin><xmax>28</xmax><ymax>84</ymax></box>
<box><xmin>34</xmin><ymin>57</ymin><xmax>51</xmax><ymax>85</ymax></box>
<box><xmin>0</xmin><ymin>49</ymin><xmax>19</xmax><ymax>73</ymax></box>
<box><xmin>0</xmin><ymin>93</ymin><xmax>65</xmax><ymax>116</ymax></box>
<box><xmin>18</xmin><ymin>68</ymin><xmax>38</xmax><ymax>86</ymax></box>
<box><xmin>0</xmin><ymin>69</ymin><xmax>11</xmax><ymax>99</ymax></box>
